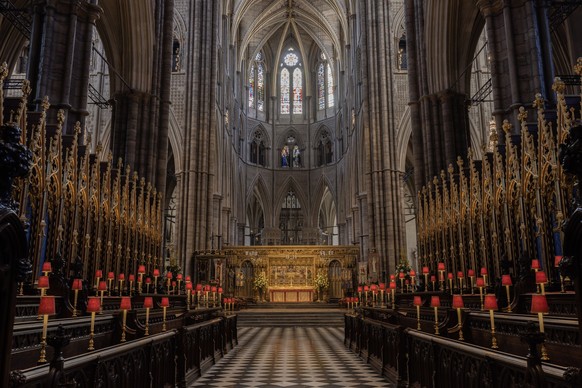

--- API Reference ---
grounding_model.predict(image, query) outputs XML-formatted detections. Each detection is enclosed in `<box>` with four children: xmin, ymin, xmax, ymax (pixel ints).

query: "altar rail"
<box><xmin>345</xmin><ymin>307</ymin><xmax>580</xmax><ymax>387</ymax></box>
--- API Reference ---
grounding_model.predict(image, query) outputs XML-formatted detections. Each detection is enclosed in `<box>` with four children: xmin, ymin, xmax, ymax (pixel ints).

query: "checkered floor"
<box><xmin>189</xmin><ymin>327</ymin><xmax>393</xmax><ymax>387</ymax></box>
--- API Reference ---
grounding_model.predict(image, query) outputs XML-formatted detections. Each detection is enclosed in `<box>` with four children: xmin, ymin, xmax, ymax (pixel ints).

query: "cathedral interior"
<box><xmin>1</xmin><ymin>0</ymin><xmax>582</xmax><ymax>387</ymax></box>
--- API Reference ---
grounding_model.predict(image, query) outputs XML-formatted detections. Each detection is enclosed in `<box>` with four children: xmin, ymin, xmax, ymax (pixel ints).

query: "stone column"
<box><xmin>27</xmin><ymin>0</ymin><xmax>102</xmax><ymax>133</ymax></box>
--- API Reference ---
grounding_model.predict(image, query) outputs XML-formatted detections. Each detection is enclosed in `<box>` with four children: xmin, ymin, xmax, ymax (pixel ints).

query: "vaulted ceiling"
<box><xmin>230</xmin><ymin>0</ymin><xmax>349</xmax><ymax>71</ymax></box>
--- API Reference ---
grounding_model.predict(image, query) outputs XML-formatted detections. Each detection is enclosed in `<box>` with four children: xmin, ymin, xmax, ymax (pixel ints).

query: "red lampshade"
<box><xmin>379</xmin><ymin>283</ymin><xmax>386</xmax><ymax>290</ymax></box>
<box><xmin>357</xmin><ymin>286</ymin><xmax>363</xmax><ymax>292</ymax></box>
<box><xmin>186</xmin><ymin>283</ymin><xmax>193</xmax><ymax>290</ymax></box>
<box><xmin>38</xmin><ymin>296</ymin><xmax>56</xmax><ymax>315</ymax></box>
<box><xmin>389</xmin><ymin>281</ymin><xmax>397</xmax><ymax>289</ymax></box>
<box><xmin>120</xmin><ymin>297</ymin><xmax>132</xmax><ymax>310</ymax></box>
<box><xmin>86</xmin><ymin>297</ymin><xmax>101</xmax><ymax>313</ymax></box>
<box><xmin>483</xmin><ymin>294</ymin><xmax>498</xmax><ymax>310</ymax></box>
<box><xmin>452</xmin><ymin>294</ymin><xmax>464</xmax><ymax>309</ymax></box>
<box><xmin>107</xmin><ymin>272</ymin><xmax>115</xmax><ymax>280</ymax></box>
<box><xmin>98</xmin><ymin>280</ymin><xmax>107</xmax><ymax>291</ymax></box>
<box><xmin>554</xmin><ymin>255</ymin><xmax>563</xmax><ymax>267</ymax></box>
<box><xmin>430</xmin><ymin>275</ymin><xmax>436</xmax><ymax>282</ymax></box>
<box><xmin>218</xmin><ymin>287</ymin><xmax>223</xmax><ymax>293</ymax></box>
<box><xmin>437</xmin><ymin>262</ymin><xmax>445</xmax><ymax>271</ymax></box>
<box><xmin>153</xmin><ymin>269</ymin><xmax>160</xmax><ymax>277</ymax></box>
<box><xmin>530</xmin><ymin>294</ymin><xmax>549</xmax><ymax>314</ymax></box>
<box><xmin>38</xmin><ymin>275</ymin><xmax>50</xmax><ymax>289</ymax></box>
<box><xmin>410</xmin><ymin>270</ymin><xmax>416</xmax><ymax>277</ymax></box>
<box><xmin>177</xmin><ymin>274</ymin><xmax>183</xmax><ymax>280</ymax></box>
<box><xmin>467</xmin><ymin>269</ymin><xmax>475</xmax><ymax>277</ymax></box>
<box><xmin>172</xmin><ymin>281</ymin><xmax>177</xmax><ymax>287</ymax></box>
<box><xmin>42</xmin><ymin>262</ymin><xmax>52</xmax><ymax>273</ymax></box>
<box><xmin>413</xmin><ymin>296</ymin><xmax>422</xmax><ymax>306</ymax></box>
<box><xmin>72</xmin><ymin>278</ymin><xmax>83</xmax><ymax>290</ymax></box>
<box><xmin>447</xmin><ymin>272</ymin><xmax>454</xmax><ymax>280</ymax></box>
<box><xmin>354</xmin><ymin>297</ymin><xmax>359</xmax><ymax>302</ymax></box>
<box><xmin>211</xmin><ymin>286</ymin><xmax>217</xmax><ymax>292</ymax></box>
<box><xmin>390</xmin><ymin>274</ymin><xmax>395</xmax><ymax>280</ymax></box>
<box><xmin>430</xmin><ymin>295</ymin><xmax>441</xmax><ymax>307</ymax></box>
<box><xmin>145</xmin><ymin>277</ymin><xmax>151</xmax><ymax>284</ymax></box>
<box><xmin>118</xmin><ymin>273</ymin><xmax>125</xmax><ymax>280</ymax></box>
<box><xmin>535</xmin><ymin>271</ymin><xmax>548</xmax><ymax>284</ymax></box>
<box><xmin>143</xmin><ymin>297</ymin><xmax>154</xmax><ymax>309</ymax></box>
<box><xmin>166</xmin><ymin>272</ymin><xmax>173</xmax><ymax>279</ymax></box>
<box><xmin>531</xmin><ymin>260</ymin><xmax>540</xmax><ymax>270</ymax></box>
<box><xmin>422</xmin><ymin>266</ymin><xmax>429</xmax><ymax>274</ymax></box>
<box><xmin>196</xmin><ymin>284</ymin><xmax>203</xmax><ymax>291</ymax></box>
<box><xmin>371</xmin><ymin>284</ymin><xmax>378</xmax><ymax>291</ymax></box>
<box><xmin>399</xmin><ymin>272</ymin><xmax>405</xmax><ymax>279</ymax></box>
<box><xmin>95</xmin><ymin>269</ymin><xmax>103</xmax><ymax>278</ymax></box>
<box><xmin>480</xmin><ymin>267</ymin><xmax>488</xmax><ymax>275</ymax></box>
<box><xmin>405</xmin><ymin>279</ymin><xmax>410</xmax><ymax>285</ymax></box>
<box><xmin>457</xmin><ymin>271</ymin><xmax>464</xmax><ymax>278</ymax></box>
<box><xmin>160</xmin><ymin>297</ymin><xmax>170</xmax><ymax>308</ymax></box>
<box><xmin>476</xmin><ymin>277</ymin><xmax>485</xmax><ymax>287</ymax></box>
<box><xmin>138</xmin><ymin>265</ymin><xmax>146</xmax><ymax>274</ymax></box>
<box><xmin>501</xmin><ymin>274</ymin><xmax>512</xmax><ymax>286</ymax></box>
<box><xmin>186</xmin><ymin>276</ymin><xmax>191</xmax><ymax>282</ymax></box>
<box><xmin>128</xmin><ymin>274</ymin><xmax>135</xmax><ymax>282</ymax></box>
<box><xmin>364</xmin><ymin>285</ymin><xmax>369</xmax><ymax>292</ymax></box>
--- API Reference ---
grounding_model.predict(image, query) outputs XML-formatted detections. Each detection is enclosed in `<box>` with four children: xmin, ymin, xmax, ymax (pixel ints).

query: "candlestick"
<box><xmin>452</xmin><ymin>294</ymin><xmax>464</xmax><ymax>341</ymax></box>
<box><xmin>502</xmin><ymin>274</ymin><xmax>513</xmax><ymax>312</ymax></box>
<box><xmin>413</xmin><ymin>296</ymin><xmax>422</xmax><ymax>330</ymax></box>
<box><xmin>431</xmin><ymin>296</ymin><xmax>440</xmax><ymax>335</ymax></box>
<box><xmin>120</xmin><ymin>297</ymin><xmax>131</xmax><ymax>342</ymax></box>
<box><xmin>484</xmin><ymin>294</ymin><xmax>498</xmax><ymax>349</ymax></box>
<box><xmin>161</xmin><ymin>297</ymin><xmax>169</xmax><ymax>331</ymax></box>
<box><xmin>37</xmin><ymin>296</ymin><xmax>55</xmax><ymax>363</ymax></box>
<box><xmin>86</xmin><ymin>297</ymin><xmax>100</xmax><ymax>350</ymax></box>
<box><xmin>144</xmin><ymin>297</ymin><xmax>153</xmax><ymax>335</ymax></box>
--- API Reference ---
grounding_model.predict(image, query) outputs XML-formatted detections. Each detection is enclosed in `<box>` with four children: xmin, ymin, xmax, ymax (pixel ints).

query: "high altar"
<box><xmin>217</xmin><ymin>246</ymin><xmax>359</xmax><ymax>302</ymax></box>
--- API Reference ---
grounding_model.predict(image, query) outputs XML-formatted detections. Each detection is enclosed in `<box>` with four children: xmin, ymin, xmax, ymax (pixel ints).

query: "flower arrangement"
<box><xmin>314</xmin><ymin>272</ymin><xmax>329</xmax><ymax>290</ymax></box>
<box><xmin>394</xmin><ymin>257</ymin><xmax>412</xmax><ymax>281</ymax></box>
<box><xmin>253</xmin><ymin>272</ymin><xmax>268</xmax><ymax>290</ymax></box>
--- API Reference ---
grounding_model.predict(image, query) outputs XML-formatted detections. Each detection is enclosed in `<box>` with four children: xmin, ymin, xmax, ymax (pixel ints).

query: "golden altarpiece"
<box><xmin>193</xmin><ymin>246</ymin><xmax>358</xmax><ymax>302</ymax></box>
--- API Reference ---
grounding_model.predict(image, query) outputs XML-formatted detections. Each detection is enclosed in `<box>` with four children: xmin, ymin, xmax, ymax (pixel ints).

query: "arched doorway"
<box><xmin>238</xmin><ymin>260</ymin><xmax>255</xmax><ymax>299</ymax></box>
<box><xmin>328</xmin><ymin>260</ymin><xmax>342</xmax><ymax>299</ymax></box>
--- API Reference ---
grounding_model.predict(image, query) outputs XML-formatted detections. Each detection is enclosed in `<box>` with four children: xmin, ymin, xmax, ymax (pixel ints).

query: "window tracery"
<box><xmin>280</xmin><ymin>47</ymin><xmax>303</xmax><ymax>114</ymax></box>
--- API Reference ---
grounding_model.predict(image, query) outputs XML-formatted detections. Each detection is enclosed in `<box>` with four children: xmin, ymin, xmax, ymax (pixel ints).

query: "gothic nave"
<box><xmin>1</xmin><ymin>0</ymin><xmax>582</xmax><ymax>387</ymax></box>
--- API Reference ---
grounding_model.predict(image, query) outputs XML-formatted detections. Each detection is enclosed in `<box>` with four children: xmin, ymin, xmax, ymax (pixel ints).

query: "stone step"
<box><xmin>247</xmin><ymin>302</ymin><xmax>340</xmax><ymax>309</ymax></box>
<box><xmin>237</xmin><ymin>309</ymin><xmax>346</xmax><ymax>327</ymax></box>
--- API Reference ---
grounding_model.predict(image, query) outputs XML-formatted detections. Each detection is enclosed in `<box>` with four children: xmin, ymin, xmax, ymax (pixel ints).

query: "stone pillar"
<box><xmin>27</xmin><ymin>0</ymin><xmax>102</xmax><ymax>133</ymax></box>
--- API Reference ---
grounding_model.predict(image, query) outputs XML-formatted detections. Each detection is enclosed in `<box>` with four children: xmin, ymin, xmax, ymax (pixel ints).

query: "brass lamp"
<box><xmin>467</xmin><ymin>269</ymin><xmax>475</xmax><ymax>294</ymax></box>
<box><xmin>38</xmin><ymin>275</ymin><xmax>50</xmax><ymax>297</ymax></box>
<box><xmin>160</xmin><ymin>297</ymin><xmax>170</xmax><ymax>331</ymax></box>
<box><xmin>413</xmin><ymin>295</ymin><xmax>422</xmax><ymax>330</ymax></box>
<box><xmin>501</xmin><ymin>274</ymin><xmax>513</xmax><ymax>312</ymax></box>
<box><xmin>41</xmin><ymin>261</ymin><xmax>52</xmax><ymax>276</ymax></box>
<box><xmin>409</xmin><ymin>270</ymin><xmax>416</xmax><ymax>291</ymax></box>
<box><xmin>447</xmin><ymin>272</ymin><xmax>454</xmax><ymax>295</ymax></box>
<box><xmin>452</xmin><ymin>294</ymin><xmax>464</xmax><ymax>341</ymax></box>
<box><xmin>95</xmin><ymin>269</ymin><xmax>102</xmax><ymax>290</ymax></box>
<box><xmin>145</xmin><ymin>277</ymin><xmax>152</xmax><ymax>294</ymax></box>
<box><xmin>143</xmin><ymin>296</ymin><xmax>153</xmax><ymax>335</ymax></box>
<box><xmin>38</xmin><ymin>296</ymin><xmax>56</xmax><ymax>363</ymax></box>
<box><xmin>71</xmin><ymin>278</ymin><xmax>83</xmax><ymax>317</ymax></box>
<box><xmin>389</xmin><ymin>281</ymin><xmax>396</xmax><ymax>309</ymax></box>
<box><xmin>484</xmin><ymin>294</ymin><xmax>498</xmax><ymax>349</ymax></box>
<box><xmin>118</xmin><ymin>273</ymin><xmax>125</xmax><ymax>295</ymax></box>
<box><xmin>176</xmin><ymin>274</ymin><xmax>183</xmax><ymax>295</ymax></box>
<box><xmin>430</xmin><ymin>275</ymin><xmax>436</xmax><ymax>291</ymax></box>
<box><xmin>379</xmin><ymin>283</ymin><xmax>386</xmax><ymax>307</ymax></box>
<box><xmin>98</xmin><ymin>280</ymin><xmax>107</xmax><ymax>314</ymax></box>
<box><xmin>107</xmin><ymin>272</ymin><xmax>115</xmax><ymax>296</ymax></box>
<box><xmin>138</xmin><ymin>265</ymin><xmax>146</xmax><ymax>294</ymax></box>
<box><xmin>480</xmin><ymin>267</ymin><xmax>488</xmax><ymax>287</ymax></box>
<box><xmin>186</xmin><ymin>282</ymin><xmax>193</xmax><ymax>310</ymax></box>
<box><xmin>86</xmin><ymin>297</ymin><xmax>101</xmax><ymax>350</ymax></box>
<box><xmin>166</xmin><ymin>272</ymin><xmax>173</xmax><ymax>294</ymax></box>
<box><xmin>535</xmin><ymin>271</ymin><xmax>548</xmax><ymax>295</ymax></box>
<box><xmin>476</xmin><ymin>277</ymin><xmax>485</xmax><ymax>310</ymax></box>
<box><xmin>437</xmin><ymin>262</ymin><xmax>445</xmax><ymax>290</ymax></box>
<box><xmin>531</xmin><ymin>294</ymin><xmax>550</xmax><ymax>361</ymax></box>
<box><xmin>120</xmin><ymin>296</ymin><xmax>131</xmax><ymax>342</ymax></box>
<box><xmin>457</xmin><ymin>271</ymin><xmax>464</xmax><ymax>295</ymax></box>
<box><xmin>153</xmin><ymin>268</ymin><xmax>160</xmax><ymax>294</ymax></box>
<box><xmin>128</xmin><ymin>274</ymin><xmax>135</xmax><ymax>296</ymax></box>
<box><xmin>422</xmin><ymin>266</ymin><xmax>429</xmax><ymax>290</ymax></box>
<box><xmin>430</xmin><ymin>295</ymin><xmax>440</xmax><ymax>335</ymax></box>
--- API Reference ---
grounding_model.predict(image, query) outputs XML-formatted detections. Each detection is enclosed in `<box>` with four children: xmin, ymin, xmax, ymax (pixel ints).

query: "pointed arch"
<box><xmin>310</xmin><ymin>175</ymin><xmax>337</xmax><ymax>226</ymax></box>
<box><xmin>273</xmin><ymin>176</ymin><xmax>309</xmax><ymax>224</ymax></box>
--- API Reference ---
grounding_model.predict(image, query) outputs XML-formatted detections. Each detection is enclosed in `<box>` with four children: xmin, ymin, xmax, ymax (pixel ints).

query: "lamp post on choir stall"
<box><xmin>138</xmin><ymin>265</ymin><xmax>146</xmax><ymax>294</ymax></box>
<box><xmin>176</xmin><ymin>274</ymin><xmax>183</xmax><ymax>295</ymax></box>
<box><xmin>95</xmin><ymin>269</ymin><xmax>102</xmax><ymax>290</ymax></box>
<box><xmin>447</xmin><ymin>273</ymin><xmax>454</xmax><ymax>295</ymax></box>
<box><xmin>153</xmin><ymin>268</ymin><xmax>160</xmax><ymax>294</ymax></box>
<box><xmin>476</xmin><ymin>277</ymin><xmax>485</xmax><ymax>310</ymax></box>
<box><xmin>430</xmin><ymin>275</ymin><xmax>436</xmax><ymax>292</ymax></box>
<box><xmin>118</xmin><ymin>273</ymin><xmax>125</xmax><ymax>295</ymax></box>
<box><xmin>452</xmin><ymin>294</ymin><xmax>464</xmax><ymax>341</ymax></box>
<box><xmin>196</xmin><ymin>284</ymin><xmax>202</xmax><ymax>307</ymax></box>
<box><xmin>389</xmin><ymin>281</ymin><xmax>396</xmax><ymax>309</ymax></box>
<box><xmin>143</xmin><ymin>297</ymin><xmax>153</xmax><ymax>335</ymax></box>
<box><xmin>468</xmin><ymin>269</ymin><xmax>475</xmax><ymax>294</ymax></box>
<box><xmin>120</xmin><ymin>297</ymin><xmax>131</xmax><ymax>342</ymax></box>
<box><xmin>379</xmin><ymin>283</ymin><xmax>386</xmax><ymax>307</ymax></box>
<box><xmin>145</xmin><ymin>277</ymin><xmax>152</xmax><ymax>293</ymax></box>
<box><xmin>437</xmin><ymin>262</ymin><xmax>446</xmax><ymax>290</ymax></box>
<box><xmin>107</xmin><ymin>272</ymin><xmax>115</xmax><ymax>296</ymax></box>
<box><xmin>501</xmin><ymin>274</ymin><xmax>513</xmax><ymax>312</ymax></box>
<box><xmin>186</xmin><ymin>282</ymin><xmax>193</xmax><ymax>310</ymax></box>
<box><xmin>413</xmin><ymin>296</ymin><xmax>422</xmax><ymax>330</ymax></box>
<box><xmin>71</xmin><ymin>278</ymin><xmax>83</xmax><ymax>317</ymax></box>
<box><xmin>422</xmin><ymin>266</ymin><xmax>429</xmax><ymax>290</ymax></box>
<box><xmin>531</xmin><ymin>294</ymin><xmax>550</xmax><ymax>360</ymax></box>
<box><xmin>480</xmin><ymin>267</ymin><xmax>489</xmax><ymax>287</ymax></box>
<box><xmin>161</xmin><ymin>297</ymin><xmax>170</xmax><ymax>331</ymax></box>
<box><xmin>410</xmin><ymin>270</ymin><xmax>416</xmax><ymax>291</ymax></box>
<box><xmin>38</xmin><ymin>275</ymin><xmax>49</xmax><ymax>297</ymax></box>
<box><xmin>98</xmin><ymin>280</ymin><xmax>107</xmax><ymax>314</ymax></box>
<box><xmin>484</xmin><ymin>294</ymin><xmax>498</xmax><ymax>349</ymax></box>
<box><xmin>457</xmin><ymin>271</ymin><xmax>464</xmax><ymax>295</ymax></box>
<box><xmin>41</xmin><ymin>261</ymin><xmax>52</xmax><ymax>276</ymax></box>
<box><xmin>87</xmin><ymin>297</ymin><xmax>101</xmax><ymax>350</ymax></box>
<box><xmin>166</xmin><ymin>272</ymin><xmax>173</xmax><ymax>294</ymax></box>
<box><xmin>536</xmin><ymin>271</ymin><xmax>548</xmax><ymax>295</ymax></box>
<box><xmin>37</xmin><ymin>296</ymin><xmax>55</xmax><ymax>363</ymax></box>
<box><xmin>430</xmin><ymin>295</ymin><xmax>440</xmax><ymax>335</ymax></box>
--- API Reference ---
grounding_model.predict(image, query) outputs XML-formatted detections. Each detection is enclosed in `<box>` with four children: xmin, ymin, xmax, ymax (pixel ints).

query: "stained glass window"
<box><xmin>327</xmin><ymin>63</ymin><xmax>334</xmax><ymax>108</ymax></box>
<box><xmin>257</xmin><ymin>63</ymin><xmax>264</xmax><ymax>111</ymax></box>
<box><xmin>293</xmin><ymin>68</ymin><xmax>302</xmax><ymax>114</ymax></box>
<box><xmin>292</xmin><ymin>145</ymin><xmax>300</xmax><ymax>167</ymax></box>
<box><xmin>284</xmin><ymin>52</ymin><xmax>299</xmax><ymax>66</ymax></box>
<box><xmin>248</xmin><ymin>64</ymin><xmax>255</xmax><ymax>109</ymax></box>
<box><xmin>281</xmin><ymin>145</ymin><xmax>290</xmax><ymax>167</ymax></box>
<box><xmin>318</xmin><ymin>64</ymin><xmax>325</xmax><ymax>110</ymax></box>
<box><xmin>280</xmin><ymin>68</ymin><xmax>290</xmax><ymax>114</ymax></box>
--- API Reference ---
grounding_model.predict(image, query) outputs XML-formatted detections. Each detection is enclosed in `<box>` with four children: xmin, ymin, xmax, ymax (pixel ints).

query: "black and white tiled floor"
<box><xmin>189</xmin><ymin>327</ymin><xmax>393</xmax><ymax>387</ymax></box>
